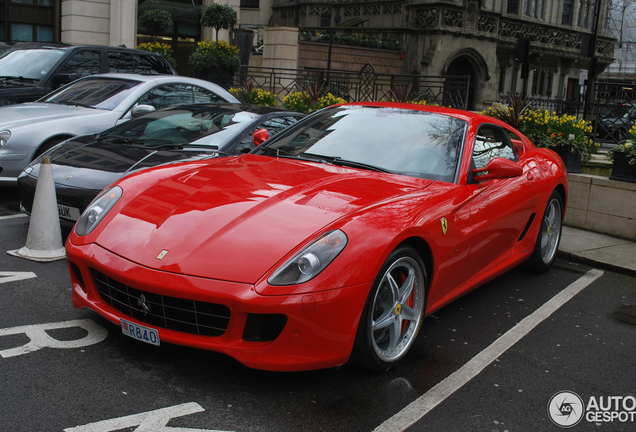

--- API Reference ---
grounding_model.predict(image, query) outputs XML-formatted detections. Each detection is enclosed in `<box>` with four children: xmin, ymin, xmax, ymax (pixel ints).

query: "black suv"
<box><xmin>0</xmin><ymin>43</ymin><xmax>177</xmax><ymax>105</ymax></box>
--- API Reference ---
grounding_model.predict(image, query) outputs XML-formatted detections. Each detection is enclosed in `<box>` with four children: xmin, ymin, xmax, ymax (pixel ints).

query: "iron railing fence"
<box><xmin>495</xmin><ymin>93</ymin><xmax>584</xmax><ymax>116</ymax></box>
<box><xmin>495</xmin><ymin>83</ymin><xmax>636</xmax><ymax>144</ymax></box>
<box><xmin>590</xmin><ymin>81</ymin><xmax>636</xmax><ymax>144</ymax></box>
<box><xmin>233</xmin><ymin>64</ymin><xmax>472</xmax><ymax>109</ymax></box>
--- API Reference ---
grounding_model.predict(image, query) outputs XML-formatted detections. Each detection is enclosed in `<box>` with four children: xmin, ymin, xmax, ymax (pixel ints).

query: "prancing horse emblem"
<box><xmin>137</xmin><ymin>294</ymin><xmax>150</xmax><ymax>315</ymax></box>
<box><xmin>156</xmin><ymin>250</ymin><xmax>169</xmax><ymax>260</ymax></box>
<box><xmin>441</xmin><ymin>217</ymin><xmax>448</xmax><ymax>235</ymax></box>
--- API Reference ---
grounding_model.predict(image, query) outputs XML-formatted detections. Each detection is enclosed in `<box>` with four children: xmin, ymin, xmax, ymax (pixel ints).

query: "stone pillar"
<box><xmin>110</xmin><ymin>0</ymin><xmax>137</xmax><ymax>48</ymax></box>
<box><xmin>263</xmin><ymin>27</ymin><xmax>298</xmax><ymax>70</ymax></box>
<box><xmin>61</xmin><ymin>0</ymin><xmax>111</xmax><ymax>45</ymax></box>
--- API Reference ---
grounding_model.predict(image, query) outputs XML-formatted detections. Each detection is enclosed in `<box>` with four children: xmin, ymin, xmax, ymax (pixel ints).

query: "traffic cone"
<box><xmin>8</xmin><ymin>156</ymin><xmax>66</xmax><ymax>262</ymax></box>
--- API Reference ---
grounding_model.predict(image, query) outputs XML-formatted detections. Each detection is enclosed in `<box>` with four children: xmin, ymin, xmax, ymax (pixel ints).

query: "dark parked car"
<box><xmin>0</xmin><ymin>43</ymin><xmax>177</xmax><ymax>105</ymax></box>
<box><xmin>18</xmin><ymin>103</ymin><xmax>304</xmax><ymax>227</ymax></box>
<box><xmin>594</xmin><ymin>103</ymin><xmax>636</xmax><ymax>141</ymax></box>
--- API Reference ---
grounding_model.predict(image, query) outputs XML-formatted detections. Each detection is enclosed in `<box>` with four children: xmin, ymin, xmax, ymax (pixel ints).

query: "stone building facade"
<box><xmin>269</xmin><ymin>0</ymin><xmax>616</xmax><ymax>110</ymax></box>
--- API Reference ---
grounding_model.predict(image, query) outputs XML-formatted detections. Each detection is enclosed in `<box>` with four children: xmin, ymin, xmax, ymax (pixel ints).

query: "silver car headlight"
<box><xmin>0</xmin><ymin>130</ymin><xmax>10</xmax><ymax>147</ymax></box>
<box><xmin>75</xmin><ymin>186</ymin><xmax>122</xmax><ymax>236</ymax></box>
<box><xmin>268</xmin><ymin>230</ymin><xmax>348</xmax><ymax>286</ymax></box>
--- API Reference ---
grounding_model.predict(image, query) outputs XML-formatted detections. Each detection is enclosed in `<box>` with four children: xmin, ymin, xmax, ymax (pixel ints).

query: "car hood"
<box><xmin>96</xmin><ymin>154</ymin><xmax>434</xmax><ymax>284</ymax></box>
<box><xmin>0</xmin><ymin>102</ymin><xmax>108</xmax><ymax>127</ymax></box>
<box><xmin>40</xmin><ymin>138</ymin><xmax>219</xmax><ymax>191</ymax></box>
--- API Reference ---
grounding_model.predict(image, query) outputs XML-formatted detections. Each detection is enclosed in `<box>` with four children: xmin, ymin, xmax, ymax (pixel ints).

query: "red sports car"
<box><xmin>66</xmin><ymin>102</ymin><xmax>568</xmax><ymax>372</ymax></box>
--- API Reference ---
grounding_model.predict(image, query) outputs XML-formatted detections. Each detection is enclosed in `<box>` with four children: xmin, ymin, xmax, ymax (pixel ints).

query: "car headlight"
<box><xmin>0</xmin><ymin>130</ymin><xmax>10</xmax><ymax>147</ymax></box>
<box><xmin>268</xmin><ymin>230</ymin><xmax>347</xmax><ymax>286</ymax></box>
<box><xmin>75</xmin><ymin>186</ymin><xmax>122</xmax><ymax>236</ymax></box>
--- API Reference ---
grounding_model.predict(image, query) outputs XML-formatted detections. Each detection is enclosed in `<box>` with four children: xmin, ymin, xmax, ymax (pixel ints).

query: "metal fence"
<box><xmin>495</xmin><ymin>93</ymin><xmax>584</xmax><ymax>116</ymax></box>
<box><xmin>233</xmin><ymin>64</ymin><xmax>472</xmax><ymax>109</ymax></box>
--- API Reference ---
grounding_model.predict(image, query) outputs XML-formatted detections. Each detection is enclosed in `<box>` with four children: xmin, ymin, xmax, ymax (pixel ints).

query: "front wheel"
<box><xmin>350</xmin><ymin>244</ymin><xmax>427</xmax><ymax>371</ymax></box>
<box><xmin>526</xmin><ymin>190</ymin><xmax>563</xmax><ymax>273</ymax></box>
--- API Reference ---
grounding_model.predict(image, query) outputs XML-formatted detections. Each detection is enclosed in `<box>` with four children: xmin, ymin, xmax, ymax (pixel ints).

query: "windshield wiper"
<box><xmin>258</xmin><ymin>146</ymin><xmax>320</xmax><ymax>162</ymax></box>
<box><xmin>304</xmin><ymin>154</ymin><xmax>393</xmax><ymax>173</ymax></box>
<box><xmin>96</xmin><ymin>134</ymin><xmax>134</xmax><ymax>143</ymax></box>
<box><xmin>49</xmin><ymin>101</ymin><xmax>96</xmax><ymax>109</ymax></box>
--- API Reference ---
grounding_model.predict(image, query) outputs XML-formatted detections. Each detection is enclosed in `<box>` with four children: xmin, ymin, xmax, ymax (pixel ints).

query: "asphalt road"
<box><xmin>1</xmin><ymin>186</ymin><xmax>635</xmax><ymax>432</ymax></box>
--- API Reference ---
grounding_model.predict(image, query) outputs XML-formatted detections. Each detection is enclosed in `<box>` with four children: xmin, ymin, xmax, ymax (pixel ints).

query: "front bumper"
<box><xmin>66</xmin><ymin>240</ymin><xmax>371</xmax><ymax>371</ymax></box>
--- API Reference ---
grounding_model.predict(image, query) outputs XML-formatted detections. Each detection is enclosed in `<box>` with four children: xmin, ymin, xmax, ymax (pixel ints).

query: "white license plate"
<box><xmin>57</xmin><ymin>204</ymin><xmax>81</xmax><ymax>221</ymax></box>
<box><xmin>121</xmin><ymin>319</ymin><xmax>160</xmax><ymax>346</ymax></box>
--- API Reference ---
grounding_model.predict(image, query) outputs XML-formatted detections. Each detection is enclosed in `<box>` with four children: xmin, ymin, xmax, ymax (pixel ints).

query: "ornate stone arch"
<box><xmin>442</xmin><ymin>48</ymin><xmax>491</xmax><ymax>110</ymax></box>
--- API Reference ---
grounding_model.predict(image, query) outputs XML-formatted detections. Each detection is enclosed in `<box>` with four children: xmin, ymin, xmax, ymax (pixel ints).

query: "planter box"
<box><xmin>553</xmin><ymin>145</ymin><xmax>582</xmax><ymax>173</ymax></box>
<box><xmin>609</xmin><ymin>152</ymin><xmax>636</xmax><ymax>184</ymax></box>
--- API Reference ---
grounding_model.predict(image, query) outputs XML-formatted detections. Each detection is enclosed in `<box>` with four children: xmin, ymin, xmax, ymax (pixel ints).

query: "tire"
<box><xmin>350</xmin><ymin>244</ymin><xmax>427</xmax><ymax>371</ymax></box>
<box><xmin>525</xmin><ymin>190</ymin><xmax>563</xmax><ymax>273</ymax></box>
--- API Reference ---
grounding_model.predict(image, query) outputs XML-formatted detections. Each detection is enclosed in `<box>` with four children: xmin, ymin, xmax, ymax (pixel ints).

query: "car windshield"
<box><xmin>41</xmin><ymin>78</ymin><xmax>142</xmax><ymax>110</ymax></box>
<box><xmin>0</xmin><ymin>48</ymin><xmax>66</xmax><ymax>80</ymax></box>
<box><xmin>102</xmin><ymin>106</ymin><xmax>260</xmax><ymax>146</ymax></box>
<box><xmin>255</xmin><ymin>105</ymin><xmax>467</xmax><ymax>182</ymax></box>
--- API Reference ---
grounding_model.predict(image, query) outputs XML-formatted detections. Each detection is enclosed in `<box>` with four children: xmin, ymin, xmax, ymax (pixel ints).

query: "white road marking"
<box><xmin>0</xmin><ymin>271</ymin><xmax>37</xmax><ymax>284</ymax></box>
<box><xmin>64</xmin><ymin>402</ymin><xmax>232</xmax><ymax>432</ymax></box>
<box><xmin>0</xmin><ymin>319</ymin><xmax>108</xmax><ymax>358</ymax></box>
<box><xmin>374</xmin><ymin>268</ymin><xmax>604</xmax><ymax>432</ymax></box>
<box><xmin>0</xmin><ymin>214</ymin><xmax>27</xmax><ymax>220</ymax></box>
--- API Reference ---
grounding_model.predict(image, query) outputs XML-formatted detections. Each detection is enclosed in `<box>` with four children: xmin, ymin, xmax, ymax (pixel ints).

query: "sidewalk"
<box><xmin>559</xmin><ymin>225</ymin><xmax>636</xmax><ymax>277</ymax></box>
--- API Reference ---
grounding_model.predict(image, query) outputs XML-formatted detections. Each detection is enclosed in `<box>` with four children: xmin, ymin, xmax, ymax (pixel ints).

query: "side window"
<box><xmin>234</xmin><ymin>116</ymin><xmax>301</xmax><ymax>154</ymax></box>
<box><xmin>136</xmin><ymin>53</ymin><xmax>172</xmax><ymax>74</ymax></box>
<box><xmin>107</xmin><ymin>51</ymin><xmax>135</xmax><ymax>73</ymax></box>
<box><xmin>136</xmin><ymin>84</ymin><xmax>196</xmax><ymax>109</ymax></box>
<box><xmin>60</xmin><ymin>50</ymin><xmax>101</xmax><ymax>77</ymax></box>
<box><xmin>472</xmin><ymin>125</ymin><xmax>517</xmax><ymax>170</ymax></box>
<box><xmin>192</xmin><ymin>86</ymin><xmax>226</xmax><ymax>103</ymax></box>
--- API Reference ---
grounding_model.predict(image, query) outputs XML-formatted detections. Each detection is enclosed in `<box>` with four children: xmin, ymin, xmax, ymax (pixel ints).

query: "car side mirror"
<box><xmin>472</xmin><ymin>158</ymin><xmax>523</xmax><ymax>182</ymax></box>
<box><xmin>131</xmin><ymin>104</ymin><xmax>155</xmax><ymax>118</ymax></box>
<box><xmin>252</xmin><ymin>128</ymin><xmax>269</xmax><ymax>146</ymax></box>
<box><xmin>51</xmin><ymin>73</ymin><xmax>78</xmax><ymax>88</ymax></box>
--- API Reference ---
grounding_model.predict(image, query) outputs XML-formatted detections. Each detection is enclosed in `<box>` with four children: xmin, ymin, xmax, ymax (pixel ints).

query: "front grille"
<box><xmin>90</xmin><ymin>269</ymin><xmax>231</xmax><ymax>336</ymax></box>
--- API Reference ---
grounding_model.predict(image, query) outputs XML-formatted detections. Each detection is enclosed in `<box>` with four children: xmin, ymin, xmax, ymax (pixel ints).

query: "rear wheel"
<box><xmin>526</xmin><ymin>190</ymin><xmax>563</xmax><ymax>273</ymax></box>
<box><xmin>350</xmin><ymin>244</ymin><xmax>427</xmax><ymax>371</ymax></box>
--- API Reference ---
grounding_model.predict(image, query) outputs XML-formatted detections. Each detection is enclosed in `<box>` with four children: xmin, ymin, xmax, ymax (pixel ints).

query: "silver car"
<box><xmin>0</xmin><ymin>73</ymin><xmax>239</xmax><ymax>186</ymax></box>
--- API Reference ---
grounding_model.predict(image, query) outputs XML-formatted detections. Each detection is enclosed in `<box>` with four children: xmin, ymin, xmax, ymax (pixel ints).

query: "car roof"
<box><xmin>73</xmin><ymin>73</ymin><xmax>190</xmax><ymax>83</ymax></box>
<box><xmin>158</xmin><ymin>103</ymin><xmax>302</xmax><ymax>116</ymax></box>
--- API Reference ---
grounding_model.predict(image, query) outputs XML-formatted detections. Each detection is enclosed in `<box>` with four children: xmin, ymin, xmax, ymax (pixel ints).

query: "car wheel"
<box><xmin>350</xmin><ymin>244</ymin><xmax>427</xmax><ymax>371</ymax></box>
<box><xmin>526</xmin><ymin>190</ymin><xmax>563</xmax><ymax>273</ymax></box>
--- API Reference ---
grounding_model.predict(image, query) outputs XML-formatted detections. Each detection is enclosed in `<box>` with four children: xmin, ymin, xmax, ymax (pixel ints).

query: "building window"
<box><xmin>498</xmin><ymin>62</ymin><xmax>506</xmax><ymax>93</ymax></box>
<box><xmin>320</xmin><ymin>12</ymin><xmax>332</xmax><ymax>27</ymax></box>
<box><xmin>578</xmin><ymin>1</ymin><xmax>592</xmax><ymax>28</ymax></box>
<box><xmin>37</xmin><ymin>26</ymin><xmax>54</xmax><ymax>42</ymax></box>
<box><xmin>240</xmin><ymin>0</ymin><xmax>259</xmax><ymax>8</ymax></box>
<box><xmin>531</xmin><ymin>68</ymin><xmax>553</xmax><ymax>96</ymax></box>
<box><xmin>524</xmin><ymin>0</ymin><xmax>544</xmax><ymax>18</ymax></box>
<box><xmin>11</xmin><ymin>23</ymin><xmax>33</xmax><ymax>41</ymax></box>
<box><xmin>562</xmin><ymin>0</ymin><xmax>573</xmax><ymax>25</ymax></box>
<box><xmin>507</xmin><ymin>0</ymin><xmax>519</xmax><ymax>14</ymax></box>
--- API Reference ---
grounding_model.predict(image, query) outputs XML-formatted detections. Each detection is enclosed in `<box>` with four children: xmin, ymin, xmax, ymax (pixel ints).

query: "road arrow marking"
<box><xmin>64</xmin><ymin>402</ymin><xmax>233</xmax><ymax>432</ymax></box>
<box><xmin>0</xmin><ymin>271</ymin><xmax>37</xmax><ymax>284</ymax></box>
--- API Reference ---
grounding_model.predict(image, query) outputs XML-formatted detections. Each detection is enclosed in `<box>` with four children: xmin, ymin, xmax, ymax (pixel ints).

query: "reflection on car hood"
<box><xmin>96</xmin><ymin>154</ymin><xmax>434</xmax><ymax>284</ymax></box>
<box><xmin>41</xmin><ymin>138</ymin><xmax>220</xmax><ymax>191</ymax></box>
<box><xmin>0</xmin><ymin>102</ymin><xmax>105</xmax><ymax>127</ymax></box>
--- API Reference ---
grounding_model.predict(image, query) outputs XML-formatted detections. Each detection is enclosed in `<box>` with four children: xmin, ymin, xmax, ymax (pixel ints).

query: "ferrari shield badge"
<box><xmin>441</xmin><ymin>217</ymin><xmax>448</xmax><ymax>235</ymax></box>
<box><xmin>156</xmin><ymin>250</ymin><xmax>169</xmax><ymax>260</ymax></box>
